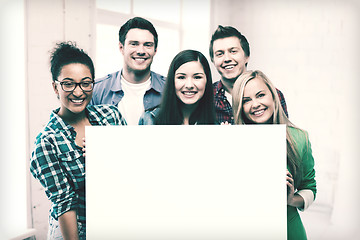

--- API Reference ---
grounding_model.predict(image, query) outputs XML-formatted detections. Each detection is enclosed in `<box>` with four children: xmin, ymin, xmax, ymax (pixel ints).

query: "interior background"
<box><xmin>1</xmin><ymin>0</ymin><xmax>359</xmax><ymax>239</ymax></box>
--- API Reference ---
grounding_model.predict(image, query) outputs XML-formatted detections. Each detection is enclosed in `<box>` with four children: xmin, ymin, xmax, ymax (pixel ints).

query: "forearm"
<box><xmin>287</xmin><ymin>193</ymin><xmax>304</xmax><ymax>209</ymax></box>
<box><xmin>58</xmin><ymin>210</ymin><xmax>79</xmax><ymax>240</ymax></box>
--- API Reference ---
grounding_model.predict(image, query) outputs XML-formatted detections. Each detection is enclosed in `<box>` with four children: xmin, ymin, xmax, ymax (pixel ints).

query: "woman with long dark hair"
<box><xmin>139</xmin><ymin>49</ymin><xmax>216</xmax><ymax>125</ymax></box>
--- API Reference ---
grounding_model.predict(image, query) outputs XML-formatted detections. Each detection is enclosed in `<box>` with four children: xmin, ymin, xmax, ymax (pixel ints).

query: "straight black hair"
<box><xmin>156</xmin><ymin>50</ymin><xmax>216</xmax><ymax>125</ymax></box>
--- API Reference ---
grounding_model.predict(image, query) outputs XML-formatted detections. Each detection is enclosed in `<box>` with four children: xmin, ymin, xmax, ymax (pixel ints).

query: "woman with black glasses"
<box><xmin>30</xmin><ymin>42</ymin><xmax>125</xmax><ymax>239</ymax></box>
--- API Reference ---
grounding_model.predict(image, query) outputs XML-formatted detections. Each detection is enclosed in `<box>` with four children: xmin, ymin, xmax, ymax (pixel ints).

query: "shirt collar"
<box><xmin>110</xmin><ymin>71</ymin><xmax>122</xmax><ymax>92</ymax></box>
<box><xmin>111</xmin><ymin>70</ymin><xmax>163</xmax><ymax>93</ymax></box>
<box><xmin>50</xmin><ymin>106</ymin><xmax>100</xmax><ymax>129</ymax></box>
<box><xmin>49</xmin><ymin>108</ymin><xmax>74</xmax><ymax>137</ymax></box>
<box><xmin>149</xmin><ymin>71</ymin><xmax>164</xmax><ymax>93</ymax></box>
<box><xmin>214</xmin><ymin>80</ymin><xmax>225</xmax><ymax>96</ymax></box>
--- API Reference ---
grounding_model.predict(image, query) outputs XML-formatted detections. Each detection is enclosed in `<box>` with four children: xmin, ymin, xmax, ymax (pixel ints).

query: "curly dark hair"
<box><xmin>50</xmin><ymin>41</ymin><xmax>95</xmax><ymax>82</ymax></box>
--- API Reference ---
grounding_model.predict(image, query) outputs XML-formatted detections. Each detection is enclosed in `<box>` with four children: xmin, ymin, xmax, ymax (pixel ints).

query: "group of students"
<box><xmin>30</xmin><ymin>17</ymin><xmax>316</xmax><ymax>240</ymax></box>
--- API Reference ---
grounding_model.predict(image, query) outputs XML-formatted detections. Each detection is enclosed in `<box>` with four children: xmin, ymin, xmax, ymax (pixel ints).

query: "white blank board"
<box><xmin>86</xmin><ymin>125</ymin><xmax>287</xmax><ymax>240</ymax></box>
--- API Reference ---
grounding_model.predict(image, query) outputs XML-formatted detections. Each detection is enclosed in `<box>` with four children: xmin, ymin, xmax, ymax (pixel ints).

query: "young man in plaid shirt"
<box><xmin>209</xmin><ymin>26</ymin><xmax>288</xmax><ymax>124</ymax></box>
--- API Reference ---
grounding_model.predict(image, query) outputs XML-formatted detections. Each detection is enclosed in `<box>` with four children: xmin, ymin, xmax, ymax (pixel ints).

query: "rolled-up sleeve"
<box><xmin>30</xmin><ymin>136</ymin><xmax>77</xmax><ymax>219</ymax></box>
<box><xmin>295</xmin><ymin>131</ymin><xmax>316</xmax><ymax>211</ymax></box>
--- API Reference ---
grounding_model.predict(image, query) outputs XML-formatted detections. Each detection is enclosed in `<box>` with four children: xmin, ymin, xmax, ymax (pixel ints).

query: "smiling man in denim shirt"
<box><xmin>91</xmin><ymin>17</ymin><xmax>166</xmax><ymax>125</ymax></box>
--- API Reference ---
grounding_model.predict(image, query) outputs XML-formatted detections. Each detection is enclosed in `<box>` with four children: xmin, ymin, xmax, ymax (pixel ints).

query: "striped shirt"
<box><xmin>30</xmin><ymin>105</ymin><xmax>125</xmax><ymax>226</ymax></box>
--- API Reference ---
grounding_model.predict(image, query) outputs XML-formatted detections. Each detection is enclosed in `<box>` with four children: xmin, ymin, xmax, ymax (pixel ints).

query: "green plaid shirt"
<box><xmin>30</xmin><ymin>104</ymin><xmax>125</xmax><ymax>226</ymax></box>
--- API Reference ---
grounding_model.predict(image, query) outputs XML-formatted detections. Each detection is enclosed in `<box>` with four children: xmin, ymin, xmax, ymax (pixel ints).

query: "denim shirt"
<box><xmin>90</xmin><ymin>70</ymin><xmax>166</xmax><ymax>111</ymax></box>
<box><xmin>138</xmin><ymin>107</ymin><xmax>160</xmax><ymax>125</ymax></box>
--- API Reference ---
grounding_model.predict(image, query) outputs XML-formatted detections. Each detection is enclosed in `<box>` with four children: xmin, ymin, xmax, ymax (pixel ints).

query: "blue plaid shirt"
<box><xmin>213</xmin><ymin>80</ymin><xmax>289</xmax><ymax>124</ymax></box>
<box><xmin>30</xmin><ymin>105</ymin><xmax>125</xmax><ymax>226</ymax></box>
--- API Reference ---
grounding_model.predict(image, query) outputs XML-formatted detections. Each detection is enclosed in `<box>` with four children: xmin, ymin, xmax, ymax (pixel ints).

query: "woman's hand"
<box><xmin>286</xmin><ymin>170</ymin><xmax>305</xmax><ymax>208</ymax></box>
<box><xmin>286</xmin><ymin>170</ymin><xmax>295</xmax><ymax>205</ymax></box>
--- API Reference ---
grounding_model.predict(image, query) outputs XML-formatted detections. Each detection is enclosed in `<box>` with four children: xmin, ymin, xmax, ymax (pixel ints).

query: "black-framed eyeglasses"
<box><xmin>55</xmin><ymin>80</ymin><xmax>94</xmax><ymax>92</ymax></box>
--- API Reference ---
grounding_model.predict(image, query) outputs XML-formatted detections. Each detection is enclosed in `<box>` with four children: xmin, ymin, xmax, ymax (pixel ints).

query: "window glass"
<box><xmin>133</xmin><ymin>0</ymin><xmax>180</xmax><ymax>24</ymax></box>
<box><xmin>96</xmin><ymin>0</ymin><xmax>131</xmax><ymax>14</ymax></box>
<box><xmin>96</xmin><ymin>24</ymin><xmax>123</xmax><ymax>78</ymax></box>
<box><xmin>151</xmin><ymin>26</ymin><xmax>180</xmax><ymax>76</ymax></box>
<box><xmin>181</xmin><ymin>0</ymin><xmax>211</xmax><ymax>58</ymax></box>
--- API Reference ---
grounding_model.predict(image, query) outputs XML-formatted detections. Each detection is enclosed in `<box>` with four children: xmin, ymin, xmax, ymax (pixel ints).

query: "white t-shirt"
<box><xmin>225</xmin><ymin>90</ymin><xmax>232</xmax><ymax>106</ymax></box>
<box><xmin>118</xmin><ymin>76</ymin><xmax>151</xmax><ymax>125</ymax></box>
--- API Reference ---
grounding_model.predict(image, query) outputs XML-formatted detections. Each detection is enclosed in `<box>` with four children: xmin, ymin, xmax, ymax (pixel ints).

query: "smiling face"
<box><xmin>174</xmin><ymin>61</ymin><xmax>207</xmax><ymax>106</ymax></box>
<box><xmin>212</xmin><ymin>36</ymin><xmax>249</xmax><ymax>82</ymax></box>
<box><xmin>120</xmin><ymin>28</ymin><xmax>156</xmax><ymax>75</ymax></box>
<box><xmin>53</xmin><ymin>63</ymin><xmax>93</xmax><ymax>118</ymax></box>
<box><xmin>242</xmin><ymin>77</ymin><xmax>275</xmax><ymax>124</ymax></box>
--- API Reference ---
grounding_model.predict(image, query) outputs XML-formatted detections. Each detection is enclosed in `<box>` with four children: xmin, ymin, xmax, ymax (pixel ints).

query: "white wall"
<box><xmin>212</xmin><ymin>0</ymin><xmax>360</xmax><ymax>238</ymax></box>
<box><xmin>0</xmin><ymin>1</ymin><xmax>29</xmax><ymax>239</ymax></box>
<box><xmin>24</xmin><ymin>0</ymin><xmax>360</xmax><ymax>239</ymax></box>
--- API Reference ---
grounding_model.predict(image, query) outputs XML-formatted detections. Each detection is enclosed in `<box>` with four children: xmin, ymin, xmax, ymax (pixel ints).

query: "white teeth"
<box><xmin>134</xmin><ymin>58</ymin><xmax>146</xmax><ymax>63</ymax></box>
<box><xmin>71</xmin><ymin>99</ymin><xmax>84</xmax><ymax>103</ymax></box>
<box><xmin>183</xmin><ymin>92</ymin><xmax>196</xmax><ymax>96</ymax></box>
<box><xmin>253</xmin><ymin>110</ymin><xmax>264</xmax><ymax>116</ymax></box>
<box><xmin>224</xmin><ymin>66</ymin><xmax>234</xmax><ymax>70</ymax></box>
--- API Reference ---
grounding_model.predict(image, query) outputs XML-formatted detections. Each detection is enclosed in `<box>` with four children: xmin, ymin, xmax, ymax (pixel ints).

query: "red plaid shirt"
<box><xmin>213</xmin><ymin>80</ymin><xmax>289</xmax><ymax>124</ymax></box>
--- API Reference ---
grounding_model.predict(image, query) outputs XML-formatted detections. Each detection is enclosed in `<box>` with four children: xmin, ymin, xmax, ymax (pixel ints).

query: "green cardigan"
<box><xmin>287</xmin><ymin>126</ymin><xmax>316</xmax><ymax>240</ymax></box>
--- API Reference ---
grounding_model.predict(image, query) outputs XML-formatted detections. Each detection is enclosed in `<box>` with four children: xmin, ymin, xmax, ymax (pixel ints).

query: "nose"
<box><xmin>251</xmin><ymin>99</ymin><xmax>261</xmax><ymax>109</ymax></box>
<box><xmin>136</xmin><ymin>45</ymin><xmax>145</xmax><ymax>55</ymax></box>
<box><xmin>224</xmin><ymin>51</ymin><xmax>231</xmax><ymax>63</ymax></box>
<box><xmin>72</xmin><ymin>84</ymin><xmax>84</xmax><ymax>97</ymax></box>
<box><xmin>184</xmin><ymin>77</ymin><xmax>194</xmax><ymax>89</ymax></box>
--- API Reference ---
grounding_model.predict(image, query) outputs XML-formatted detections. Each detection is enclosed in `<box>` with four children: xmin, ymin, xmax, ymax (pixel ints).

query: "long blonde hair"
<box><xmin>232</xmin><ymin>70</ymin><xmax>303</xmax><ymax>185</ymax></box>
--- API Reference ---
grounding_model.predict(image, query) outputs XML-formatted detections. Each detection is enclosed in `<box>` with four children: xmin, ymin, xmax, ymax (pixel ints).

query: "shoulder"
<box><xmin>212</xmin><ymin>80</ymin><xmax>222</xmax><ymax>93</ymax></box>
<box><xmin>36</xmin><ymin>113</ymin><xmax>64</xmax><ymax>140</ymax></box>
<box><xmin>275</xmin><ymin>88</ymin><xmax>286</xmax><ymax>98</ymax></box>
<box><xmin>139</xmin><ymin>107</ymin><xmax>159</xmax><ymax>125</ymax></box>
<box><xmin>288</xmin><ymin>127</ymin><xmax>310</xmax><ymax>151</ymax></box>
<box><xmin>31</xmin><ymin>115</ymin><xmax>66</xmax><ymax>154</ymax></box>
<box><xmin>88</xmin><ymin>104</ymin><xmax>118</xmax><ymax>112</ymax></box>
<box><xmin>151</xmin><ymin>71</ymin><xmax>166</xmax><ymax>82</ymax></box>
<box><xmin>288</xmin><ymin>127</ymin><xmax>308</xmax><ymax>140</ymax></box>
<box><xmin>150</xmin><ymin>71</ymin><xmax>166</xmax><ymax>93</ymax></box>
<box><xmin>87</xmin><ymin>104</ymin><xmax>120</xmax><ymax>116</ymax></box>
<box><xmin>94</xmin><ymin>71</ymin><xmax>120</xmax><ymax>85</ymax></box>
<box><xmin>213</xmin><ymin>80</ymin><xmax>221</xmax><ymax>88</ymax></box>
<box><xmin>151</xmin><ymin>71</ymin><xmax>166</xmax><ymax>86</ymax></box>
<box><xmin>87</xmin><ymin>104</ymin><xmax>124</xmax><ymax>124</ymax></box>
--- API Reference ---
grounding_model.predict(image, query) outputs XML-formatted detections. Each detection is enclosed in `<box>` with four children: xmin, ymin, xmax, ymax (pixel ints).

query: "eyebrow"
<box><xmin>175</xmin><ymin>72</ymin><xmax>204</xmax><ymax>76</ymax></box>
<box><xmin>243</xmin><ymin>90</ymin><xmax>265</xmax><ymax>99</ymax></box>
<box><xmin>128</xmin><ymin>40</ymin><xmax>154</xmax><ymax>44</ymax></box>
<box><xmin>255</xmin><ymin>90</ymin><xmax>265</xmax><ymax>95</ymax></box>
<box><xmin>61</xmin><ymin>77</ymin><xmax>92</xmax><ymax>81</ymax></box>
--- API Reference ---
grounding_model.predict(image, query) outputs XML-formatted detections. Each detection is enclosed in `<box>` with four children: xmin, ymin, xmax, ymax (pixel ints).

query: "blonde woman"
<box><xmin>232</xmin><ymin>70</ymin><xmax>316</xmax><ymax>240</ymax></box>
